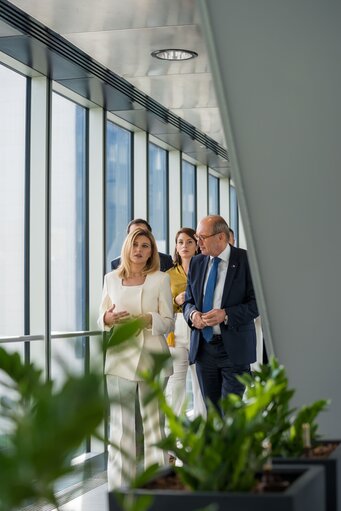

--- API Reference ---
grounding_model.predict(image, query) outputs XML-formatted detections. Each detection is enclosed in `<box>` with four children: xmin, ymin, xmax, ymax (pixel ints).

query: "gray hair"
<box><xmin>209</xmin><ymin>215</ymin><xmax>230</xmax><ymax>238</ymax></box>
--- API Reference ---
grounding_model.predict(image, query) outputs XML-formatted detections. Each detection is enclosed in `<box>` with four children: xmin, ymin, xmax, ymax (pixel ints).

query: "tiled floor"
<box><xmin>54</xmin><ymin>483</ymin><xmax>108</xmax><ymax>511</ymax></box>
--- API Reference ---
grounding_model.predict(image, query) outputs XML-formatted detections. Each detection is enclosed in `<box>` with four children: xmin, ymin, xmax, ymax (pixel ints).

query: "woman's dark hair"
<box><xmin>173</xmin><ymin>227</ymin><xmax>199</xmax><ymax>265</ymax></box>
<box><xmin>126</xmin><ymin>218</ymin><xmax>152</xmax><ymax>234</ymax></box>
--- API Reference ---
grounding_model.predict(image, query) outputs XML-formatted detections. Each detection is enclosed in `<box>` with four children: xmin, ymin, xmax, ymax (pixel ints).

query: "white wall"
<box><xmin>200</xmin><ymin>0</ymin><xmax>341</xmax><ymax>436</ymax></box>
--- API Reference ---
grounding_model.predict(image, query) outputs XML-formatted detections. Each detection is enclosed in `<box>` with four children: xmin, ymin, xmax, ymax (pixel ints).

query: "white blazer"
<box><xmin>98</xmin><ymin>270</ymin><xmax>174</xmax><ymax>381</ymax></box>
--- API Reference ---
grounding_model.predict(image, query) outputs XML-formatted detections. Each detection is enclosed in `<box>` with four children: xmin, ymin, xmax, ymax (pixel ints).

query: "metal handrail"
<box><xmin>0</xmin><ymin>330</ymin><xmax>102</xmax><ymax>344</ymax></box>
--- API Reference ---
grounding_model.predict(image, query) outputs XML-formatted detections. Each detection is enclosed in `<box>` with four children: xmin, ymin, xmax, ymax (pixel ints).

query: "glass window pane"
<box><xmin>182</xmin><ymin>160</ymin><xmax>196</xmax><ymax>228</ymax></box>
<box><xmin>229</xmin><ymin>184</ymin><xmax>239</xmax><ymax>246</ymax></box>
<box><xmin>51</xmin><ymin>336</ymin><xmax>86</xmax><ymax>456</ymax></box>
<box><xmin>51</xmin><ymin>93</ymin><xmax>86</xmax><ymax>381</ymax></box>
<box><xmin>208</xmin><ymin>174</ymin><xmax>219</xmax><ymax>215</ymax></box>
<box><xmin>0</xmin><ymin>65</ymin><xmax>26</xmax><ymax>452</ymax></box>
<box><xmin>0</xmin><ymin>65</ymin><xmax>26</xmax><ymax>342</ymax></box>
<box><xmin>106</xmin><ymin>122</ymin><xmax>132</xmax><ymax>272</ymax></box>
<box><xmin>148</xmin><ymin>143</ymin><xmax>168</xmax><ymax>252</ymax></box>
<box><xmin>51</xmin><ymin>336</ymin><xmax>86</xmax><ymax>384</ymax></box>
<box><xmin>0</xmin><ymin>343</ymin><xmax>25</xmax><ymax>451</ymax></box>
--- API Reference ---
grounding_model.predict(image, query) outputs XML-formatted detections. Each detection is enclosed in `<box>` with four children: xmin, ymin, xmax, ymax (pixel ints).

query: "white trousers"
<box><xmin>165</xmin><ymin>313</ymin><xmax>206</xmax><ymax>431</ymax></box>
<box><xmin>106</xmin><ymin>375</ymin><xmax>167</xmax><ymax>490</ymax></box>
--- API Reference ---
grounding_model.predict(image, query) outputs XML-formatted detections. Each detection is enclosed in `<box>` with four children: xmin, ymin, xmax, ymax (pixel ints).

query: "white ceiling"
<box><xmin>9</xmin><ymin>0</ymin><xmax>226</xmax><ymax>150</ymax></box>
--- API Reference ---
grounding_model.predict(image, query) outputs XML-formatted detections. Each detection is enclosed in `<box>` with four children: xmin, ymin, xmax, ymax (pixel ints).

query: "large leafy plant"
<box><xmin>0</xmin><ymin>346</ymin><xmax>105</xmax><ymax>511</ymax></box>
<box><xmin>240</xmin><ymin>356</ymin><xmax>329</xmax><ymax>457</ymax></box>
<box><xmin>138</xmin><ymin>355</ymin><xmax>287</xmax><ymax>492</ymax></box>
<box><xmin>135</xmin><ymin>354</ymin><xmax>329</xmax><ymax>493</ymax></box>
<box><xmin>0</xmin><ymin>318</ymin><xmax>143</xmax><ymax>511</ymax></box>
<box><xmin>285</xmin><ymin>400</ymin><xmax>328</xmax><ymax>456</ymax></box>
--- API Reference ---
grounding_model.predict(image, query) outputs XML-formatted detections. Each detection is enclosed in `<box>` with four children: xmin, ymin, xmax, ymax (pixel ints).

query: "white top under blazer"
<box><xmin>98</xmin><ymin>270</ymin><xmax>174</xmax><ymax>381</ymax></box>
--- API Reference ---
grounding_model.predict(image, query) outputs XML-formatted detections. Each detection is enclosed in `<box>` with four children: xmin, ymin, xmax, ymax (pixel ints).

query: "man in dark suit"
<box><xmin>111</xmin><ymin>218</ymin><xmax>173</xmax><ymax>272</ymax></box>
<box><xmin>183</xmin><ymin>215</ymin><xmax>258</xmax><ymax>410</ymax></box>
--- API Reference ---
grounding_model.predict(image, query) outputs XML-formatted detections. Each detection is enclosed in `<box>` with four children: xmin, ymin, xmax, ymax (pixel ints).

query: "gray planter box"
<box><xmin>109</xmin><ymin>464</ymin><xmax>325</xmax><ymax>511</ymax></box>
<box><xmin>275</xmin><ymin>441</ymin><xmax>341</xmax><ymax>511</ymax></box>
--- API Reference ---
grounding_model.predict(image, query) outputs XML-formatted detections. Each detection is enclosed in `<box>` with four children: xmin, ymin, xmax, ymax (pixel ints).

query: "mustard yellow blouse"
<box><xmin>167</xmin><ymin>263</ymin><xmax>187</xmax><ymax>313</ymax></box>
<box><xmin>166</xmin><ymin>264</ymin><xmax>187</xmax><ymax>346</ymax></box>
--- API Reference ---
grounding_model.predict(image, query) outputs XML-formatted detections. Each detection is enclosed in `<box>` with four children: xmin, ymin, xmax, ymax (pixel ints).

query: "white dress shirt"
<box><xmin>203</xmin><ymin>243</ymin><xmax>231</xmax><ymax>334</ymax></box>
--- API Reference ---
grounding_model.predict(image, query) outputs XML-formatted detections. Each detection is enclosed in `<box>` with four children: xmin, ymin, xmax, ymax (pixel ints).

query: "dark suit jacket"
<box><xmin>111</xmin><ymin>251</ymin><xmax>173</xmax><ymax>272</ymax></box>
<box><xmin>183</xmin><ymin>245</ymin><xmax>258</xmax><ymax>365</ymax></box>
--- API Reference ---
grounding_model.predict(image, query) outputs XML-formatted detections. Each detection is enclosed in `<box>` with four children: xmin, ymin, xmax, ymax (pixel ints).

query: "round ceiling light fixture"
<box><xmin>151</xmin><ymin>49</ymin><xmax>198</xmax><ymax>61</ymax></box>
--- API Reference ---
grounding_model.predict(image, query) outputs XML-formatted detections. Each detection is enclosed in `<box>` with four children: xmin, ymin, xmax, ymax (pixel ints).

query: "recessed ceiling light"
<box><xmin>151</xmin><ymin>49</ymin><xmax>198</xmax><ymax>61</ymax></box>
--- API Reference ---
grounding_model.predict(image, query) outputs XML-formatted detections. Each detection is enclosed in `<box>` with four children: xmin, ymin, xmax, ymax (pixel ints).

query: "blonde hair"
<box><xmin>117</xmin><ymin>228</ymin><xmax>160</xmax><ymax>279</ymax></box>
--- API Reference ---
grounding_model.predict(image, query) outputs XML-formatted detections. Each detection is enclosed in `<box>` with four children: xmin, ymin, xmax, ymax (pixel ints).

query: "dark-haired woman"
<box><xmin>165</xmin><ymin>228</ymin><xmax>206</xmax><ymax>433</ymax></box>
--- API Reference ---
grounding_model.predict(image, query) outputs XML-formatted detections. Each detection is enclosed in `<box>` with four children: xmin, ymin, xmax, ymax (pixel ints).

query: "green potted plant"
<box><xmin>109</xmin><ymin>353</ymin><xmax>325</xmax><ymax>511</ymax></box>
<box><xmin>241</xmin><ymin>356</ymin><xmax>340</xmax><ymax>511</ymax></box>
<box><xmin>0</xmin><ymin>318</ymin><xmax>143</xmax><ymax>511</ymax></box>
<box><xmin>0</xmin><ymin>345</ymin><xmax>106</xmax><ymax>511</ymax></box>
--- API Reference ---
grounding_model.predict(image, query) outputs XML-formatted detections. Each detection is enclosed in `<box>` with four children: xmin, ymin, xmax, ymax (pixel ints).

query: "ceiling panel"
<box><xmin>172</xmin><ymin>108</ymin><xmax>224</xmax><ymax>142</ymax></box>
<box><xmin>128</xmin><ymin>74</ymin><xmax>216</xmax><ymax>108</ymax></box>
<box><xmin>65</xmin><ymin>25</ymin><xmax>208</xmax><ymax>77</ymax></box>
<box><xmin>7</xmin><ymin>0</ymin><xmax>228</xmax><ymax>158</ymax></box>
<box><xmin>10</xmin><ymin>0</ymin><xmax>200</xmax><ymax>33</ymax></box>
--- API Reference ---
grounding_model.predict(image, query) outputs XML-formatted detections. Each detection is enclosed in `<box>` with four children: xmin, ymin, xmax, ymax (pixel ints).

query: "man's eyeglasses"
<box><xmin>194</xmin><ymin>232</ymin><xmax>221</xmax><ymax>242</ymax></box>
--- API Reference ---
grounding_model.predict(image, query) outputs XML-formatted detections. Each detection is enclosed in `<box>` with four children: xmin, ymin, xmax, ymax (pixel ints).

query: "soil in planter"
<box><xmin>254</xmin><ymin>471</ymin><xmax>291</xmax><ymax>493</ymax></box>
<box><xmin>144</xmin><ymin>471</ymin><xmax>187</xmax><ymax>490</ymax></box>
<box><xmin>307</xmin><ymin>441</ymin><xmax>339</xmax><ymax>459</ymax></box>
<box><xmin>143</xmin><ymin>470</ymin><xmax>299</xmax><ymax>493</ymax></box>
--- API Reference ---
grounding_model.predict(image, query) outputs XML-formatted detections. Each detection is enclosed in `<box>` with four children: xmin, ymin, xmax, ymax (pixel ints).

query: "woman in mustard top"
<box><xmin>165</xmin><ymin>228</ymin><xmax>206</xmax><ymax>435</ymax></box>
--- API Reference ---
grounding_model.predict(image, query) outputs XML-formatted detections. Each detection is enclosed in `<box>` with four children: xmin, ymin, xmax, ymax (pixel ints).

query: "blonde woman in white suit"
<box><xmin>98</xmin><ymin>228</ymin><xmax>174</xmax><ymax>489</ymax></box>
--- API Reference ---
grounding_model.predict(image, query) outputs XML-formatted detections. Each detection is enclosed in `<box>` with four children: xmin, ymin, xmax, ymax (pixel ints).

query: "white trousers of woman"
<box><xmin>165</xmin><ymin>313</ymin><xmax>206</xmax><ymax>431</ymax></box>
<box><xmin>106</xmin><ymin>375</ymin><xmax>167</xmax><ymax>490</ymax></box>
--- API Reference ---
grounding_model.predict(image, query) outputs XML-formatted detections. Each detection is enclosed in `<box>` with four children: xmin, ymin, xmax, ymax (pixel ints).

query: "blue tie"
<box><xmin>202</xmin><ymin>257</ymin><xmax>220</xmax><ymax>342</ymax></box>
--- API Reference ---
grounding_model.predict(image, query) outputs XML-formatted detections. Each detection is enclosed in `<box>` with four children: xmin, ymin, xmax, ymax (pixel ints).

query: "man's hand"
<box><xmin>201</xmin><ymin>308</ymin><xmax>226</xmax><ymax>327</ymax></box>
<box><xmin>104</xmin><ymin>304</ymin><xmax>130</xmax><ymax>327</ymax></box>
<box><xmin>191</xmin><ymin>311</ymin><xmax>206</xmax><ymax>330</ymax></box>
